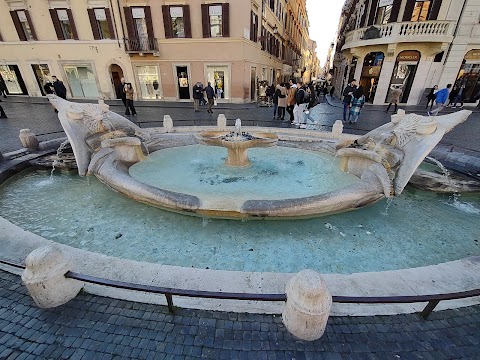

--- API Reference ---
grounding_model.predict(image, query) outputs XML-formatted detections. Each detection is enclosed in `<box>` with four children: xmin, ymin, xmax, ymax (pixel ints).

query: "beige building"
<box><xmin>0</xmin><ymin>0</ymin><xmax>311</xmax><ymax>103</ymax></box>
<box><xmin>331</xmin><ymin>0</ymin><xmax>480</xmax><ymax>106</ymax></box>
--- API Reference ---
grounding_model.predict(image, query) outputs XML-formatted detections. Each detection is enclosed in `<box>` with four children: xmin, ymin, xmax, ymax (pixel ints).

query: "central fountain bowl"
<box><xmin>197</xmin><ymin>130</ymin><xmax>278</xmax><ymax>167</ymax></box>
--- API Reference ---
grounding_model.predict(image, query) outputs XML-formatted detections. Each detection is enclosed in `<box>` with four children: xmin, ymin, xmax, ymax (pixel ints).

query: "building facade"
<box><xmin>331</xmin><ymin>0</ymin><xmax>480</xmax><ymax>106</ymax></box>
<box><xmin>0</xmin><ymin>0</ymin><xmax>314</xmax><ymax>103</ymax></box>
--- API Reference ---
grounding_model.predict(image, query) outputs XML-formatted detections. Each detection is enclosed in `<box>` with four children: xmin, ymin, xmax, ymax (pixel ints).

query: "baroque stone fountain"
<box><xmin>46</xmin><ymin>95</ymin><xmax>472</xmax><ymax>220</ymax></box>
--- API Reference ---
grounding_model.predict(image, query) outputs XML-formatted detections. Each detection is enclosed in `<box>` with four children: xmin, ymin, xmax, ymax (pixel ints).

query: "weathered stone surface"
<box><xmin>332</xmin><ymin>120</ymin><xmax>344</xmax><ymax>138</ymax></box>
<box><xmin>163</xmin><ymin>115</ymin><xmax>173</xmax><ymax>132</ymax></box>
<box><xmin>19</xmin><ymin>129</ymin><xmax>39</xmax><ymax>150</ymax></box>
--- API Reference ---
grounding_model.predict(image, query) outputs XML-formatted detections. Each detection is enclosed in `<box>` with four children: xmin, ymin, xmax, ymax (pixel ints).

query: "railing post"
<box><xmin>165</xmin><ymin>293</ymin><xmax>175</xmax><ymax>313</ymax></box>
<box><xmin>421</xmin><ymin>300</ymin><xmax>440</xmax><ymax>319</ymax></box>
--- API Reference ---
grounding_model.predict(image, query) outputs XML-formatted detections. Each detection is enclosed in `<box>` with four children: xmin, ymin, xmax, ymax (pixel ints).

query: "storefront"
<box><xmin>62</xmin><ymin>64</ymin><xmax>99</xmax><ymax>98</ymax></box>
<box><xmin>206</xmin><ymin>65</ymin><xmax>229</xmax><ymax>100</ymax></box>
<box><xmin>0</xmin><ymin>65</ymin><xmax>28</xmax><ymax>95</ymax></box>
<box><xmin>31</xmin><ymin>64</ymin><xmax>51</xmax><ymax>96</ymax></box>
<box><xmin>135</xmin><ymin>65</ymin><xmax>161</xmax><ymax>100</ymax></box>
<box><xmin>360</xmin><ymin>52</ymin><xmax>384</xmax><ymax>103</ymax></box>
<box><xmin>387</xmin><ymin>50</ymin><xmax>421</xmax><ymax>103</ymax></box>
<box><xmin>455</xmin><ymin>50</ymin><xmax>480</xmax><ymax>103</ymax></box>
<box><xmin>175</xmin><ymin>65</ymin><xmax>190</xmax><ymax>100</ymax></box>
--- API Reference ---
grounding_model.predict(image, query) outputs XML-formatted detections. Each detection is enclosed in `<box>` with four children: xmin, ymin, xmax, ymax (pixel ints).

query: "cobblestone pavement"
<box><xmin>1</xmin><ymin>96</ymin><xmax>479</xmax><ymax>154</ymax></box>
<box><xmin>0</xmin><ymin>271</ymin><xmax>479</xmax><ymax>359</ymax></box>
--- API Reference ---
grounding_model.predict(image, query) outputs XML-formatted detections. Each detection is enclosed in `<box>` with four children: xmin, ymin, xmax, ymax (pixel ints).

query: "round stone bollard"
<box><xmin>21</xmin><ymin>245</ymin><xmax>83</xmax><ymax>308</ymax></box>
<box><xmin>19</xmin><ymin>129</ymin><xmax>39</xmax><ymax>150</ymax></box>
<box><xmin>217</xmin><ymin>114</ymin><xmax>227</xmax><ymax>131</ymax></box>
<box><xmin>282</xmin><ymin>270</ymin><xmax>332</xmax><ymax>341</ymax></box>
<box><xmin>332</xmin><ymin>120</ymin><xmax>344</xmax><ymax>138</ymax></box>
<box><xmin>163</xmin><ymin>115</ymin><xmax>174</xmax><ymax>132</ymax></box>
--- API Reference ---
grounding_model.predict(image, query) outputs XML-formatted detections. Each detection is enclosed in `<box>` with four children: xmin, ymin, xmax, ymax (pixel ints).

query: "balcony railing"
<box><xmin>124</xmin><ymin>37</ymin><xmax>158</xmax><ymax>53</ymax></box>
<box><xmin>343</xmin><ymin>20</ymin><xmax>455</xmax><ymax>50</ymax></box>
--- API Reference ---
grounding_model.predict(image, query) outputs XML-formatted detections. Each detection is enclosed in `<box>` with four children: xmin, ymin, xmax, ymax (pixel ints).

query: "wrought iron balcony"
<box><xmin>342</xmin><ymin>20</ymin><xmax>455</xmax><ymax>50</ymax></box>
<box><xmin>124</xmin><ymin>37</ymin><xmax>158</xmax><ymax>53</ymax></box>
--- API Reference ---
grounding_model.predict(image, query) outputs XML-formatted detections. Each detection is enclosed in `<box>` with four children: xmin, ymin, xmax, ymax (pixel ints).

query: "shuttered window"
<box><xmin>161</xmin><ymin>5</ymin><xmax>192</xmax><ymax>38</ymax></box>
<box><xmin>367</xmin><ymin>0</ymin><xmax>379</xmax><ymax>26</ymax></box>
<box><xmin>10</xmin><ymin>10</ymin><xmax>37</xmax><ymax>41</ymax></box>
<box><xmin>50</xmin><ymin>8</ymin><xmax>78</xmax><ymax>40</ymax></box>
<box><xmin>123</xmin><ymin>7</ymin><xmax>155</xmax><ymax>39</ymax></box>
<box><xmin>88</xmin><ymin>8</ymin><xmax>115</xmax><ymax>39</ymax></box>
<box><xmin>250</xmin><ymin>11</ymin><xmax>258</xmax><ymax>42</ymax></box>
<box><xmin>201</xmin><ymin>3</ymin><xmax>229</xmax><ymax>38</ymax></box>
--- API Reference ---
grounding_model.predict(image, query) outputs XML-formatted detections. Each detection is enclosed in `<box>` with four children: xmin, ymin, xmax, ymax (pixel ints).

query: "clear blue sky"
<box><xmin>306</xmin><ymin>0</ymin><xmax>344</xmax><ymax>66</ymax></box>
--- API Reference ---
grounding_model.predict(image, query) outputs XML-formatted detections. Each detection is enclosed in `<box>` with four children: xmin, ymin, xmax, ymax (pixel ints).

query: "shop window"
<box><xmin>162</xmin><ymin>5</ymin><xmax>191</xmax><ymax>38</ymax></box>
<box><xmin>31</xmin><ymin>64</ymin><xmax>51</xmax><ymax>96</ymax></box>
<box><xmin>201</xmin><ymin>4</ymin><xmax>229</xmax><ymax>38</ymax></box>
<box><xmin>63</xmin><ymin>65</ymin><xmax>99</xmax><ymax>98</ymax></box>
<box><xmin>387</xmin><ymin>50</ymin><xmax>421</xmax><ymax>103</ymax></box>
<box><xmin>206</xmin><ymin>66</ymin><xmax>229</xmax><ymax>99</ymax></box>
<box><xmin>0</xmin><ymin>65</ymin><xmax>28</xmax><ymax>95</ymax></box>
<box><xmin>411</xmin><ymin>1</ymin><xmax>431</xmax><ymax>21</ymax></box>
<box><xmin>88</xmin><ymin>8</ymin><xmax>115</xmax><ymax>39</ymax></box>
<box><xmin>50</xmin><ymin>8</ymin><xmax>78</xmax><ymax>40</ymax></box>
<box><xmin>455</xmin><ymin>50</ymin><xmax>480</xmax><ymax>103</ymax></box>
<box><xmin>10</xmin><ymin>10</ymin><xmax>36</xmax><ymax>41</ymax></box>
<box><xmin>137</xmin><ymin>66</ymin><xmax>161</xmax><ymax>100</ymax></box>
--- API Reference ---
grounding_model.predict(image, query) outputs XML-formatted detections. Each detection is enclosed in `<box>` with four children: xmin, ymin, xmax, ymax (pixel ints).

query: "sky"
<box><xmin>306</xmin><ymin>0</ymin><xmax>345</xmax><ymax>67</ymax></box>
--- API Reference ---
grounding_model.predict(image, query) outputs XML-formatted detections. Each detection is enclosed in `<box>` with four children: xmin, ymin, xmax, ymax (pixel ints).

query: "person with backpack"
<box><xmin>342</xmin><ymin>80</ymin><xmax>357</xmax><ymax>122</ymax></box>
<box><xmin>293</xmin><ymin>82</ymin><xmax>309</xmax><ymax>128</ymax></box>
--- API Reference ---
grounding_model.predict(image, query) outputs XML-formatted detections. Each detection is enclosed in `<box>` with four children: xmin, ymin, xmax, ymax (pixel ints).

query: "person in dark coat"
<box><xmin>116</xmin><ymin>77</ymin><xmax>126</xmax><ymax>107</ymax></box>
<box><xmin>0</xmin><ymin>105</ymin><xmax>7</xmax><ymax>118</ymax></box>
<box><xmin>342</xmin><ymin>80</ymin><xmax>356</xmax><ymax>122</ymax></box>
<box><xmin>43</xmin><ymin>80</ymin><xmax>55</xmax><ymax>95</ymax></box>
<box><xmin>426</xmin><ymin>85</ymin><xmax>437</xmax><ymax>110</ymax></box>
<box><xmin>193</xmin><ymin>82</ymin><xmax>204</xmax><ymax>112</ymax></box>
<box><xmin>204</xmin><ymin>82</ymin><xmax>216</xmax><ymax>113</ymax></box>
<box><xmin>51</xmin><ymin>76</ymin><xmax>67</xmax><ymax>99</ymax></box>
<box><xmin>0</xmin><ymin>75</ymin><xmax>7</xmax><ymax>99</ymax></box>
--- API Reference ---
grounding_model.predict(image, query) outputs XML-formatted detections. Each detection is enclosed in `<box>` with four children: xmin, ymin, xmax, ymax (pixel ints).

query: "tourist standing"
<box><xmin>51</xmin><ymin>76</ymin><xmax>67</xmax><ymax>99</ymax></box>
<box><xmin>349</xmin><ymin>87</ymin><xmax>366</xmax><ymax>124</ymax></box>
<box><xmin>294</xmin><ymin>82</ymin><xmax>309</xmax><ymax>128</ymax></box>
<box><xmin>386</xmin><ymin>85</ymin><xmax>403</xmax><ymax>113</ymax></box>
<box><xmin>428</xmin><ymin>84</ymin><xmax>452</xmax><ymax>116</ymax></box>
<box><xmin>272</xmin><ymin>85</ymin><xmax>279</xmax><ymax>119</ymax></box>
<box><xmin>266</xmin><ymin>84</ymin><xmax>275</xmax><ymax>105</ymax></box>
<box><xmin>276</xmin><ymin>84</ymin><xmax>287</xmax><ymax>120</ymax></box>
<box><xmin>451</xmin><ymin>84</ymin><xmax>465</xmax><ymax>108</ymax></box>
<box><xmin>193</xmin><ymin>82</ymin><xmax>203</xmax><ymax>112</ymax></box>
<box><xmin>205</xmin><ymin>82</ymin><xmax>215</xmax><ymax>113</ymax></box>
<box><xmin>117</xmin><ymin>78</ymin><xmax>127</xmax><ymax>107</ymax></box>
<box><xmin>426</xmin><ymin>85</ymin><xmax>437</xmax><ymax>110</ymax></box>
<box><xmin>342</xmin><ymin>80</ymin><xmax>356</xmax><ymax>122</ymax></box>
<box><xmin>124</xmin><ymin>83</ymin><xmax>137</xmax><ymax>116</ymax></box>
<box><xmin>286</xmin><ymin>83</ymin><xmax>296</xmax><ymax>123</ymax></box>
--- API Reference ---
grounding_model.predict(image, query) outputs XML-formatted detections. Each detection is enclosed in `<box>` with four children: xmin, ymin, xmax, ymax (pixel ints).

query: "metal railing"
<box><xmin>124</xmin><ymin>37</ymin><xmax>158</xmax><ymax>53</ymax></box>
<box><xmin>2</xmin><ymin>258</ymin><xmax>479</xmax><ymax>319</ymax></box>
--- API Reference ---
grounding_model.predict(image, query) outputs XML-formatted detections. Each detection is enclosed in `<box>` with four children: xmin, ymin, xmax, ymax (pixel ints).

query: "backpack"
<box><xmin>303</xmin><ymin>89</ymin><xmax>310</xmax><ymax>103</ymax></box>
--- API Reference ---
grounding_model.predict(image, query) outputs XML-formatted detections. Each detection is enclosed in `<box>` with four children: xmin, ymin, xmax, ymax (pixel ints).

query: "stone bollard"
<box><xmin>391</xmin><ymin>109</ymin><xmax>406</xmax><ymax>124</ymax></box>
<box><xmin>217</xmin><ymin>114</ymin><xmax>227</xmax><ymax>131</ymax></box>
<box><xmin>282</xmin><ymin>270</ymin><xmax>332</xmax><ymax>341</ymax></box>
<box><xmin>163</xmin><ymin>115</ymin><xmax>173</xmax><ymax>132</ymax></box>
<box><xmin>21</xmin><ymin>245</ymin><xmax>83</xmax><ymax>308</ymax></box>
<box><xmin>19</xmin><ymin>129</ymin><xmax>39</xmax><ymax>151</ymax></box>
<box><xmin>332</xmin><ymin>120</ymin><xmax>344</xmax><ymax>138</ymax></box>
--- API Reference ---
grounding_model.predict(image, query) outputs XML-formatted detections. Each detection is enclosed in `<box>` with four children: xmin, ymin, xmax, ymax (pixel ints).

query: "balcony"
<box><xmin>124</xmin><ymin>37</ymin><xmax>158</xmax><ymax>54</ymax></box>
<box><xmin>342</xmin><ymin>20</ymin><xmax>455</xmax><ymax>50</ymax></box>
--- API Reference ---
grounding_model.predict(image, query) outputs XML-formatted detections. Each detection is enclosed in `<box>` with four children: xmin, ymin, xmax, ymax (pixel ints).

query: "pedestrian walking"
<box><xmin>117</xmin><ymin>77</ymin><xmax>127</xmax><ymax>107</ymax></box>
<box><xmin>342</xmin><ymin>80</ymin><xmax>356</xmax><ymax>122</ymax></box>
<box><xmin>124</xmin><ymin>83</ymin><xmax>137</xmax><ymax>116</ymax></box>
<box><xmin>386</xmin><ymin>85</ymin><xmax>403</xmax><ymax>113</ymax></box>
<box><xmin>272</xmin><ymin>85</ymin><xmax>280</xmax><ymax>119</ymax></box>
<box><xmin>193</xmin><ymin>82</ymin><xmax>203</xmax><ymax>112</ymax></box>
<box><xmin>0</xmin><ymin>75</ymin><xmax>7</xmax><ymax>99</ymax></box>
<box><xmin>276</xmin><ymin>84</ymin><xmax>287</xmax><ymax>120</ymax></box>
<box><xmin>426</xmin><ymin>85</ymin><xmax>437</xmax><ymax>110</ymax></box>
<box><xmin>266</xmin><ymin>84</ymin><xmax>275</xmax><ymax>105</ymax></box>
<box><xmin>428</xmin><ymin>84</ymin><xmax>452</xmax><ymax>116</ymax></box>
<box><xmin>286</xmin><ymin>83</ymin><xmax>296</xmax><ymax>122</ymax></box>
<box><xmin>51</xmin><ymin>76</ymin><xmax>67</xmax><ymax>99</ymax></box>
<box><xmin>451</xmin><ymin>84</ymin><xmax>465</xmax><ymax>108</ymax></box>
<box><xmin>349</xmin><ymin>86</ymin><xmax>366</xmax><ymax>124</ymax></box>
<box><xmin>308</xmin><ymin>83</ymin><xmax>316</xmax><ymax>109</ymax></box>
<box><xmin>294</xmin><ymin>82</ymin><xmax>309</xmax><ymax>128</ymax></box>
<box><xmin>205</xmin><ymin>82</ymin><xmax>215</xmax><ymax>113</ymax></box>
<box><xmin>0</xmin><ymin>105</ymin><xmax>7</xmax><ymax>118</ymax></box>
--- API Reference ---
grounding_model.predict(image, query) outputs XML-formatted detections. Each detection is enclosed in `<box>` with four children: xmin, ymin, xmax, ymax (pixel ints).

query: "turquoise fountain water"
<box><xmin>1</xmin><ymin>167</ymin><xmax>478</xmax><ymax>274</ymax></box>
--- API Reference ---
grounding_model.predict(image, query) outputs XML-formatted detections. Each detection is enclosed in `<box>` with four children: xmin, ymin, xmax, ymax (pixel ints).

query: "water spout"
<box><xmin>235</xmin><ymin>119</ymin><xmax>242</xmax><ymax>138</ymax></box>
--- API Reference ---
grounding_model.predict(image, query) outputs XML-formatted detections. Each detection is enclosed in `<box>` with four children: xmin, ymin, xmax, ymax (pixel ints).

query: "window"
<box><xmin>209</xmin><ymin>5</ymin><xmax>222</xmax><ymax>37</ymax></box>
<box><xmin>411</xmin><ymin>1</ymin><xmax>431</xmax><ymax>21</ymax></box>
<box><xmin>88</xmin><ymin>8</ymin><xmax>115</xmax><ymax>39</ymax></box>
<box><xmin>170</xmin><ymin>7</ymin><xmax>185</xmax><ymax>37</ymax></box>
<box><xmin>162</xmin><ymin>5</ymin><xmax>191</xmax><ymax>39</ymax></box>
<box><xmin>376</xmin><ymin>5</ymin><xmax>393</xmax><ymax>25</ymax></box>
<box><xmin>57</xmin><ymin>9</ymin><xmax>74</xmax><ymax>39</ymax></box>
<box><xmin>10</xmin><ymin>10</ymin><xmax>36</xmax><ymax>41</ymax></box>
<box><xmin>50</xmin><ymin>8</ymin><xmax>78</xmax><ymax>40</ymax></box>
<box><xmin>250</xmin><ymin>11</ymin><xmax>258</xmax><ymax>42</ymax></box>
<box><xmin>17</xmin><ymin>11</ymin><xmax>34</xmax><ymax>40</ymax></box>
<box><xmin>201</xmin><ymin>4</ymin><xmax>229</xmax><ymax>38</ymax></box>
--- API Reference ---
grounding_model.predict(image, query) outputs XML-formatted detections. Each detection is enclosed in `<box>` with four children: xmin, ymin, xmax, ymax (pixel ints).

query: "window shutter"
<box><xmin>88</xmin><ymin>9</ymin><xmax>101</xmax><ymax>39</ymax></box>
<box><xmin>222</xmin><ymin>3</ymin><xmax>230</xmax><ymax>37</ymax></box>
<box><xmin>24</xmin><ymin>10</ymin><xmax>37</xmax><ymax>40</ymax></box>
<box><xmin>10</xmin><ymin>11</ymin><xmax>27</xmax><ymax>41</ymax></box>
<box><xmin>201</xmin><ymin>4</ymin><xmax>210</xmax><ymax>38</ymax></box>
<box><xmin>388</xmin><ymin>0</ymin><xmax>402</xmax><ymax>23</ymax></box>
<box><xmin>123</xmin><ymin>7</ymin><xmax>135</xmax><ymax>39</ymax></box>
<box><xmin>250</xmin><ymin>11</ymin><xmax>254</xmax><ymax>41</ymax></box>
<box><xmin>428</xmin><ymin>0</ymin><xmax>442</xmax><ymax>20</ymax></box>
<box><xmin>402</xmin><ymin>0</ymin><xmax>417</xmax><ymax>21</ymax></box>
<box><xmin>105</xmin><ymin>8</ymin><xmax>116</xmax><ymax>39</ymax></box>
<box><xmin>66</xmin><ymin>9</ymin><xmax>79</xmax><ymax>39</ymax></box>
<box><xmin>49</xmin><ymin>9</ymin><xmax>64</xmax><ymax>40</ymax></box>
<box><xmin>183</xmin><ymin>5</ymin><xmax>192</xmax><ymax>38</ymax></box>
<box><xmin>162</xmin><ymin>5</ymin><xmax>172</xmax><ymax>38</ymax></box>
<box><xmin>144</xmin><ymin>6</ymin><xmax>155</xmax><ymax>39</ymax></box>
<box><xmin>367</xmin><ymin>0</ymin><xmax>378</xmax><ymax>26</ymax></box>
